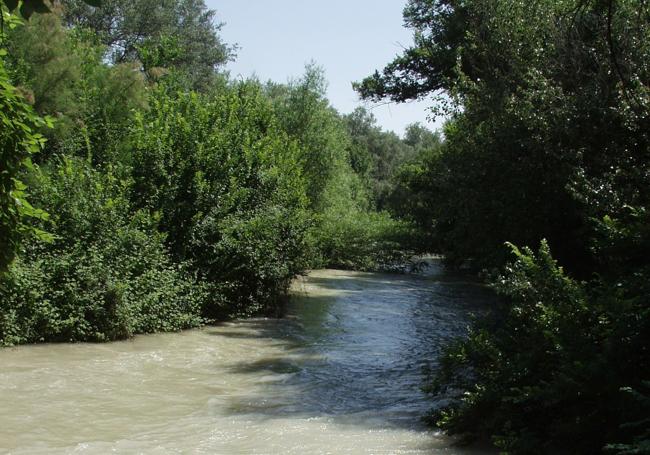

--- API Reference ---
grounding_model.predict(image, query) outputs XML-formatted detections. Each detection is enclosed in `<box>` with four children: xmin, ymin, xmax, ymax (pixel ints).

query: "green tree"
<box><xmin>344</xmin><ymin>108</ymin><xmax>431</xmax><ymax>209</ymax></box>
<box><xmin>403</xmin><ymin>122</ymin><xmax>441</xmax><ymax>153</ymax></box>
<box><xmin>266</xmin><ymin>66</ymin><xmax>415</xmax><ymax>270</ymax></box>
<box><xmin>1</xmin><ymin>157</ymin><xmax>204</xmax><ymax>345</ymax></box>
<box><xmin>358</xmin><ymin>1</ymin><xmax>650</xmax><ymax>452</ymax></box>
<box><xmin>0</xmin><ymin>55</ymin><xmax>51</xmax><ymax>273</ymax></box>
<box><xmin>268</xmin><ymin>64</ymin><xmax>353</xmax><ymax>210</ymax></box>
<box><xmin>63</xmin><ymin>0</ymin><xmax>233</xmax><ymax>90</ymax></box>
<box><xmin>386</xmin><ymin>126</ymin><xmax>442</xmax><ymax>233</ymax></box>
<box><xmin>5</xmin><ymin>8</ymin><xmax>147</xmax><ymax>164</ymax></box>
<box><xmin>358</xmin><ymin>0</ymin><xmax>650</xmax><ymax>273</ymax></box>
<box><xmin>130</xmin><ymin>81</ymin><xmax>311</xmax><ymax>318</ymax></box>
<box><xmin>0</xmin><ymin>8</ymin><xmax>52</xmax><ymax>273</ymax></box>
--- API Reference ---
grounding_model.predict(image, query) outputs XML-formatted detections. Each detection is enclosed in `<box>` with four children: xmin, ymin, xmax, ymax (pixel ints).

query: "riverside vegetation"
<box><xmin>1</xmin><ymin>1</ymin><xmax>648</xmax><ymax>454</ymax></box>
<box><xmin>0</xmin><ymin>0</ymin><xmax>432</xmax><ymax>342</ymax></box>
<box><xmin>357</xmin><ymin>0</ymin><xmax>650</xmax><ymax>454</ymax></box>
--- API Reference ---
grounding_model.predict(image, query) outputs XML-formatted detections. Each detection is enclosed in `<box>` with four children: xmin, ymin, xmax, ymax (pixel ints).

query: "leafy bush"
<box><xmin>0</xmin><ymin>157</ymin><xmax>204</xmax><ymax>345</ymax></box>
<box><xmin>605</xmin><ymin>382</ymin><xmax>650</xmax><ymax>455</ymax></box>
<box><xmin>1</xmin><ymin>6</ymin><xmax>420</xmax><ymax>349</ymax></box>
<box><xmin>0</xmin><ymin>14</ymin><xmax>55</xmax><ymax>273</ymax></box>
<box><xmin>130</xmin><ymin>82</ymin><xmax>311</xmax><ymax>318</ymax></box>
<box><xmin>311</xmin><ymin>207</ymin><xmax>415</xmax><ymax>271</ymax></box>
<box><xmin>294</xmin><ymin>140</ymin><xmax>415</xmax><ymax>271</ymax></box>
<box><xmin>430</xmin><ymin>241</ymin><xmax>649</xmax><ymax>454</ymax></box>
<box><xmin>360</xmin><ymin>3</ymin><xmax>650</xmax><ymax>451</ymax></box>
<box><xmin>267</xmin><ymin>64</ymin><xmax>352</xmax><ymax>210</ymax></box>
<box><xmin>190</xmin><ymin>204</ymin><xmax>310</xmax><ymax>317</ymax></box>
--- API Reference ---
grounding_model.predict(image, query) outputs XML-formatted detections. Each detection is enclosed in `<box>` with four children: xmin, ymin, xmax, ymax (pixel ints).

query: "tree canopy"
<box><xmin>358</xmin><ymin>1</ymin><xmax>650</xmax><ymax>453</ymax></box>
<box><xmin>63</xmin><ymin>0</ymin><xmax>234</xmax><ymax>89</ymax></box>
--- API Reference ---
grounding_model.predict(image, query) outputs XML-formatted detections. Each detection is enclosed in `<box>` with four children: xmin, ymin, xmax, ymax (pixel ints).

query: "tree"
<box><xmin>357</xmin><ymin>1</ymin><xmax>650</xmax><ymax>452</ymax></box>
<box><xmin>344</xmin><ymin>107</ymin><xmax>424</xmax><ymax>209</ymax></box>
<box><xmin>0</xmin><ymin>57</ymin><xmax>51</xmax><ymax>273</ymax></box>
<box><xmin>0</xmin><ymin>6</ymin><xmax>53</xmax><ymax>274</ymax></box>
<box><xmin>129</xmin><ymin>82</ymin><xmax>311</xmax><ymax>318</ymax></box>
<box><xmin>5</xmin><ymin>7</ymin><xmax>147</xmax><ymax>164</ymax></box>
<box><xmin>357</xmin><ymin>0</ymin><xmax>650</xmax><ymax>273</ymax></box>
<box><xmin>268</xmin><ymin>64</ymin><xmax>353</xmax><ymax>209</ymax></box>
<box><xmin>63</xmin><ymin>0</ymin><xmax>233</xmax><ymax>90</ymax></box>
<box><xmin>403</xmin><ymin>122</ymin><xmax>441</xmax><ymax>152</ymax></box>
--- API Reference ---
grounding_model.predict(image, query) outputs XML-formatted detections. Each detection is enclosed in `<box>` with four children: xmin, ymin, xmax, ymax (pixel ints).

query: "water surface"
<box><xmin>0</xmin><ymin>262</ymin><xmax>493</xmax><ymax>454</ymax></box>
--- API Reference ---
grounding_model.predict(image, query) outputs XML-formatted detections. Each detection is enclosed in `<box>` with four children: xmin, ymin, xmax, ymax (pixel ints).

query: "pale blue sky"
<box><xmin>206</xmin><ymin>0</ymin><xmax>442</xmax><ymax>136</ymax></box>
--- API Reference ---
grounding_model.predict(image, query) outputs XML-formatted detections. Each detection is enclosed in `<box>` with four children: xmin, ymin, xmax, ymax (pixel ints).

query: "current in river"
<box><xmin>0</xmin><ymin>261</ymin><xmax>494</xmax><ymax>454</ymax></box>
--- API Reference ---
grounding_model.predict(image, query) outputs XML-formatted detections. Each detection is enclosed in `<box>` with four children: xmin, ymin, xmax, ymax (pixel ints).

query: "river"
<box><xmin>0</xmin><ymin>261</ymin><xmax>494</xmax><ymax>454</ymax></box>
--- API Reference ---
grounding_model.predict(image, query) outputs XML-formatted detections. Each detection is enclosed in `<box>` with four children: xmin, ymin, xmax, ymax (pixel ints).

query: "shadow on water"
<box><xmin>211</xmin><ymin>265</ymin><xmax>497</xmax><ymax>431</ymax></box>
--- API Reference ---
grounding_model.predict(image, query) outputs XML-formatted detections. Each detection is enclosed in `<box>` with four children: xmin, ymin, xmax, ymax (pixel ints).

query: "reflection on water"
<box><xmin>0</xmin><ymin>260</ymin><xmax>494</xmax><ymax>454</ymax></box>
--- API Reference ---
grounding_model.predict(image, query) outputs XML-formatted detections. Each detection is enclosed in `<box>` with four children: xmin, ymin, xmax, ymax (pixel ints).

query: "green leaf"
<box><xmin>82</xmin><ymin>0</ymin><xmax>102</xmax><ymax>6</ymax></box>
<box><xmin>31</xmin><ymin>227</ymin><xmax>54</xmax><ymax>243</ymax></box>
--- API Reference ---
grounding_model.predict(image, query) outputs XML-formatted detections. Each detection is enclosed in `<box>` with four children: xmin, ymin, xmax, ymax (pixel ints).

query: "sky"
<box><xmin>206</xmin><ymin>0</ymin><xmax>443</xmax><ymax>137</ymax></box>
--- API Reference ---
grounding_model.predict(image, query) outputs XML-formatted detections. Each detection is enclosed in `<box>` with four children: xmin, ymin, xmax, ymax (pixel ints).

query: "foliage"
<box><xmin>6</xmin><ymin>10</ymin><xmax>147</xmax><ymax>164</ymax></box>
<box><xmin>267</xmin><ymin>64</ymin><xmax>352</xmax><ymax>210</ymax></box>
<box><xmin>0</xmin><ymin>157</ymin><xmax>204</xmax><ymax>345</ymax></box>
<box><xmin>359</xmin><ymin>0</ymin><xmax>650</xmax><ymax>273</ymax></box>
<box><xmin>130</xmin><ymin>82</ymin><xmax>311</xmax><ymax>318</ymax></box>
<box><xmin>0</xmin><ymin>2</ymin><xmax>417</xmax><ymax>350</ymax></box>
<box><xmin>265</xmin><ymin>65</ymin><xmax>425</xmax><ymax>269</ymax></box>
<box><xmin>430</xmin><ymin>242</ymin><xmax>649</xmax><ymax>454</ymax></box>
<box><xmin>0</xmin><ymin>16</ymin><xmax>51</xmax><ymax>273</ymax></box>
<box><xmin>386</xmin><ymin>141</ymin><xmax>441</xmax><ymax>247</ymax></box>
<box><xmin>63</xmin><ymin>0</ymin><xmax>233</xmax><ymax>90</ymax></box>
<box><xmin>359</xmin><ymin>0</ymin><xmax>650</xmax><ymax>453</ymax></box>
<box><xmin>344</xmin><ymin>108</ymin><xmax>433</xmax><ymax>210</ymax></box>
<box><xmin>311</xmin><ymin>207</ymin><xmax>415</xmax><ymax>271</ymax></box>
<box><xmin>605</xmin><ymin>382</ymin><xmax>650</xmax><ymax>455</ymax></box>
<box><xmin>309</xmin><ymin>162</ymin><xmax>416</xmax><ymax>270</ymax></box>
<box><xmin>403</xmin><ymin>122</ymin><xmax>441</xmax><ymax>152</ymax></box>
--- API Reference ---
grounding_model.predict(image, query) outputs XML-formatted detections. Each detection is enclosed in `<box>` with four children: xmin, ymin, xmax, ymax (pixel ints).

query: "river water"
<box><xmin>0</xmin><ymin>262</ymin><xmax>494</xmax><ymax>454</ymax></box>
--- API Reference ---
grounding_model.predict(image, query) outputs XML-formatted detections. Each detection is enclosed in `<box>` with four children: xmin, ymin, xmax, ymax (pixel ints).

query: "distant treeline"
<box><xmin>0</xmin><ymin>0</ymin><xmax>439</xmax><ymax>344</ymax></box>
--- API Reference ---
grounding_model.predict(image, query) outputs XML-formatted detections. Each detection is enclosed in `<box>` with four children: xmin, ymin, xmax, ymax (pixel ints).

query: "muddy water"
<box><xmin>0</xmin><ymin>263</ymin><xmax>493</xmax><ymax>454</ymax></box>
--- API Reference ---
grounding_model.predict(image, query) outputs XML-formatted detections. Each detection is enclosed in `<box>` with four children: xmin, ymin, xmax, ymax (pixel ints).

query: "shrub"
<box><xmin>0</xmin><ymin>157</ymin><xmax>204</xmax><ymax>345</ymax></box>
<box><xmin>430</xmin><ymin>240</ymin><xmax>649</xmax><ymax>454</ymax></box>
<box><xmin>0</xmin><ymin>51</ymin><xmax>51</xmax><ymax>273</ymax></box>
<box><xmin>130</xmin><ymin>82</ymin><xmax>311</xmax><ymax>318</ymax></box>
<box><xmin>312</xmin><ymin>207</ymin><xmax>415</xmax><ymax>271</ymax></box>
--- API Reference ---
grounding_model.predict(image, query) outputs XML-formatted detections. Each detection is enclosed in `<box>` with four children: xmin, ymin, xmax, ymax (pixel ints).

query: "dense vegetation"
<box><xmin>4</xmin><ymin>1</ymin><xmax>647</xmax><ymax>453</ymax></box>
<box><xmin>0</xmin><ymin>1</ymin><xmax>431</xmax><ymax>344</ymax></box>
<box><xmin>358</xmin><ymin>0</ymin><xmax>649</xmax><ymax>453</ymax></box>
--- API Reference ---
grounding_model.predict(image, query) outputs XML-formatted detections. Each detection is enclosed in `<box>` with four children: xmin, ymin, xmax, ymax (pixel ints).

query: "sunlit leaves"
<box><xmin>0</xmin><ymin>56</ymin><xmax>51</xmax><ymax>271</ymax></box>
